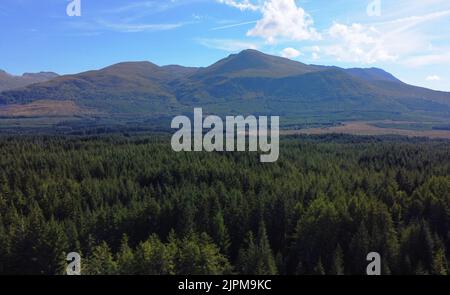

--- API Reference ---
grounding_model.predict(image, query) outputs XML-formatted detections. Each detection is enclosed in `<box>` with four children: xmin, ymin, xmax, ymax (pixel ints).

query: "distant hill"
<box><xmin>0</xmin><ymin>50</ymin><xmax>449</xmax><ymax>126</ymax></box>
<box><xmin>0</xmin><ymin>70</ymin><xmax>59</xmax><ymax>92</ymax></box>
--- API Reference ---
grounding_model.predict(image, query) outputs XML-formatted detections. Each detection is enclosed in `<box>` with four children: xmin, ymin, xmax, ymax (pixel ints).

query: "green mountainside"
<box><xmin>1</xmin><ymin>49</ymin><xmax>449</xmax><ymax>127</ymax></box>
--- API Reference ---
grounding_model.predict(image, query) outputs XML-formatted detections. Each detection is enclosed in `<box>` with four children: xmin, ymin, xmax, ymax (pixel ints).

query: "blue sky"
<box><xmin>1</xmin><ymin>0</ymin><xmax>450</xmax><ymax>91</ymax></box>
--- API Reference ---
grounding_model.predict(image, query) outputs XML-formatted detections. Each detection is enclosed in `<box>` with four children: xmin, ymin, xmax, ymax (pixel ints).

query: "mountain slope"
<box><xmin>344</xmin><ymin>67</ymin><xmax>401</xmax><ymax>83</ymax></box>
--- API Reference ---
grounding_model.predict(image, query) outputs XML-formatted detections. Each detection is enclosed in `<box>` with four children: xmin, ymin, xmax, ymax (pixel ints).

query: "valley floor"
<box><xmin>286</xmin><ymin>121</ymin><xmax>450</xmax><ymax>139</ymax></box>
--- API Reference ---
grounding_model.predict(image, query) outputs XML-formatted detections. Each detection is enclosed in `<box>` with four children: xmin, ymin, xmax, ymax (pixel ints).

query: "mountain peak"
<box><xmin>234</xmin><ymin>49</ymin><xmax>265</xmax><ymax>57</ymax></box>
<box><xmin>101</xmin><ymin>61</ymin><xmax>159</xmax><ymax>72</ymax></box>
<box><xmin>195</xmin><ymin>49</ymin><xmax>317</xmax><ymax>78</ymax></box>
<box><xmin>94</xmin><ymin>61</ymin><xmax>172</xmax><ymax>82</ymax></box>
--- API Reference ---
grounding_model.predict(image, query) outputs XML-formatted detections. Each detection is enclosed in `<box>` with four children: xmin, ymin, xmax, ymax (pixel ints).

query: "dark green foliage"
<box><xmin>0</xmin><ymin>134</ymin><xmax>448</xmax><ymax>275</ymax></box>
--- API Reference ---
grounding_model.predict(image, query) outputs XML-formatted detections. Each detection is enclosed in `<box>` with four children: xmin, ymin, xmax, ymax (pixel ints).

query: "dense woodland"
<box><xmin>0</xmin><ymin>134</ymin><xmax>448</xmax><ymax>275</ymax></box>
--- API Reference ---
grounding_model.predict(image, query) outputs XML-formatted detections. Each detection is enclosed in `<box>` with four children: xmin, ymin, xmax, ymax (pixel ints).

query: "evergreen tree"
<box><xmin>211</xmin><ymin>211</ymin><xmax>231</xmax><ymax>254</ymax></box>
<box><xmin>116</xmin><ymin>235</ymin><xmax>135</xmax><ymax>275</ymax></box>
<box><xmin>331</xmin><ymin>245</ymin><xmax>345</xmax><ymax>275</ymax></box>
<box><xmin>84</xmin><ymin>241</ymin><xmax>117</xmax><ymax>275</ymax></box>
<box><xmin>349</xmin><ymin>222</ymin><xmax>370</xmax><ymax>275</ymax></box>
<box><xmin>175</xmin><ymin>233</ymin><xmax>231</xmax><ymax>275</ymax></box>
<box><xmin>0</xmin><ymin>223</ymin><xmax>9</xmax><ymax>273</ymax></box>
<box><xmin>237</xmin><ymin>222</ymin><xmax>277</xmax><ymax>275</ymax></box>
<box><xmin>256</xmin><ymin>221</ymin><xmax>277</xmax><ymax>275</ymax></box>
<box><xmin>313</xmin><ymin>258</ymin><xmax>326</xmax><ymax>275</ymax></box>
<box><xmin>432</xmin><ymin>247</ymin><xmax>448</xmax><ymax>275</ymax></box>
<box><xmin>135</xmin><ymin>234</ymin><xmax>175</xmax><ymax>275</ymax></box>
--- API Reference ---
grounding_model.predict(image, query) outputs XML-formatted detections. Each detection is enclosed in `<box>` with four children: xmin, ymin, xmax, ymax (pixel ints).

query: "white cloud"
<box><xmin>426</xmin><ymin>75</ymin><xmax>441</xmax><ymax>81</ymax></box>
<box><xmin>324</xmin><ymin>23</ymin><xmax>397</xmax><ymax>64</ymax></box>
<box><xmin>281</xmin><ymin>47</ymin><xmax>301</xmax><ymax>59</ymax></box>
<box><xmin>322</xmin><ymin>10</ymin><xmax>450</xmax><ymax>65</ymax></box>
<box><xmin>217</xmin><ymin>0</ymin><xmax>450</xmax><ymax>68</ymax></box>
<box><xmin>247</xmin><ymin>0</ymin><xmax>320</xmax><ymax>44</ymax></box>
<box><xmin>197</xmin><ymin>38</ymin><xmax>259</xmax><ymax>52</ymax></box>
<box><xmin>218</xmin><ymin>0</ymin><xmax>260</xmax><ymax>11</ymax></box>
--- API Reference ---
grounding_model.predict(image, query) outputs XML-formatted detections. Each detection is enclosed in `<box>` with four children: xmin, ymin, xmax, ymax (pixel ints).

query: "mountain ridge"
<box><xmin>0</xmin><ymin>50</ymin><xmax>449</xmax><ymax>126</ymax></box>
<box><xmin>0</xmin><ymin>70</ymin><xmax>59</xmax><ymax>92</ymax></box>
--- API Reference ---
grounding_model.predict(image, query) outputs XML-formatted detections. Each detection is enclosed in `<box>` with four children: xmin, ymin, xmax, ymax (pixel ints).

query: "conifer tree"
<box><xmin>313</xmin><ymin>258</ymin><xmax>326</xmax><ymax>275</ymax></box>
<box><xmin>331</xmin><ymin>245</ymin><xmax>345</xmax><ymax>275</ymax></box>
<box><xmin>349</xmin><ymin>222</ymin><xmax>370</xmax><ymax>274</ymax></box>
<box><xmin>116</xmin><ymin>234</ymin><xmax>135</xmax><ymax>275</ymax></box>
<box><xmin>84</xmin><ymin>241</ymin><xmax>117</xmax><ymax>275</ymax></box>
<box><xmin>237</xmin><ymin>222</ymin><xmax>278</xmax><ymax>275</ymax></box>
<box><xmin>211</xmin><ymin>211</ymin><xmax>231</xmax><ymax>254</ymax></box>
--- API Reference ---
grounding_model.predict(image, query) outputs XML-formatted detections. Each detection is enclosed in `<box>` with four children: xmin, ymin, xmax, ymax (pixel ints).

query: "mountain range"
<box><xmin>0</xmin><ymin>70</ymin><xmax>59</xmax><ymax>92</ymax></box>
<box><xmin>0</xmin><ymin>49</ymin><xmax>449</xmax><ymax>128</ymax></box>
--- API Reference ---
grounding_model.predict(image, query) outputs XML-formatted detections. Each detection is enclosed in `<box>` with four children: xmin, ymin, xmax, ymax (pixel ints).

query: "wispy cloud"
<box><xmin>211</xmin><ymin>20</ymin><xmax>257</xmax><ymax>31</ymax></box>
<box><xmin>217</xmin><ymin>0</ymin><xmax>261</xmax><ymax>11</ymax></box>
<box><xmin>373</xmin><ymin>9</ymin><xmax>450</xmax><ymax>28</ymax></box>
<box><xmin>102</xmin><ymin>0</ymin><xmax>200</xmax><ymax>24</ymax></box>
<box><xmin>197</xmin><ymin>38</ymin><xmax>259</xmax><ymax>51</ymax></box>
<box><xmin>105</xmin><ymin>0</ymin><xmax>186</xmax><ymax>14</ymax></box>
<box><xmin>98</xmin><ymin>20</ymin><xmax>185</xmax><ymax>33</ymax></box>
<box><xmin>405</xmin><ymin>52</ymin><xmax>450</xmax><ymax>67</ymax></box>
<box><xmin>66</xmin><ymin>18</ymin><xmax>187</xmax><ymax>34</ymax></box>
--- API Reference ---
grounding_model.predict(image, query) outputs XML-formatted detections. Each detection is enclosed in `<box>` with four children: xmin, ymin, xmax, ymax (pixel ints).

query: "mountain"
<box><xmin>0</xmin><ymin>70</ymin><xmax>59</xmax><ymax>92</ymax></box>
<box><xmin>0</xmin><ymin>50</ymin><xmax>449</xmax><ymax>126</ymax></box>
